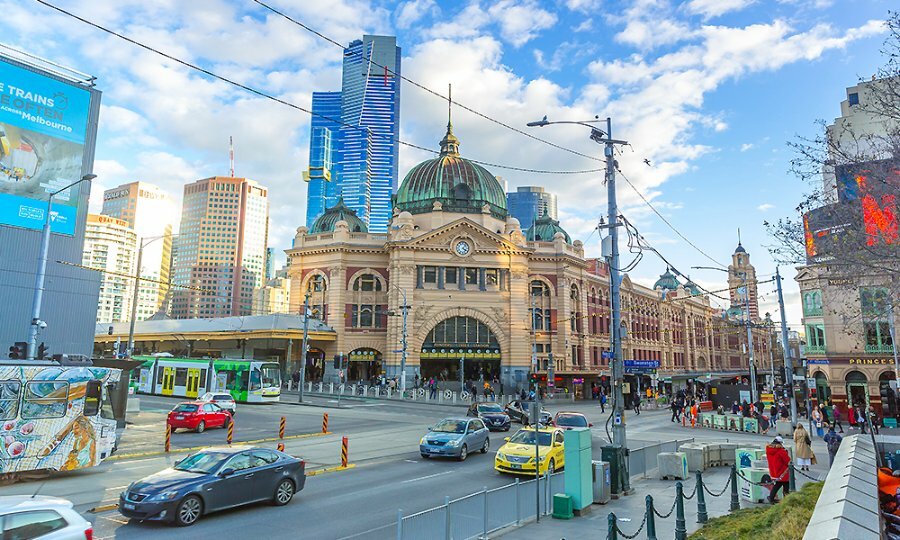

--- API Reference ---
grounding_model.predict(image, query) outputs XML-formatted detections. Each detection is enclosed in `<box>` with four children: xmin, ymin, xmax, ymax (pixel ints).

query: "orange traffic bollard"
<box><xmin>322</xmin><ymin>413</ymin><xmax>329</xmax><ymax>433</ymax></box>
<box><xmin>227</xmin><ymin>418</ymin><xmax>234</xmax><ymax>444</ymax></box>
<box><xmin>279</xmin><ymin>416</ymin><xmax>286</xmax><ymax>439</ymax></box>
<box><xmin>341</xmin><ymin>436</ymin><xmax>349</xmax><ymax>468</ymax></box>
<box><xmin>165</xmin><ymin>424</ymin><xmax>171</xmax><ymax>453</ymax></box>
<box><xmin>277</xmin><ymin>442</ymin><xmax>285</xmax><ymax>452</ymax></box>
<box><xmin>682</xmin><ymin>414</ymin><xmax>686</xmax><ymax>427</ymax></box>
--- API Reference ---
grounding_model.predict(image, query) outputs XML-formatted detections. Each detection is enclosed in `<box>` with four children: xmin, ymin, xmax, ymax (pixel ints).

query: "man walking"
<box><xmin>823</xmin><ymin>425</ymin><xmax>843</xmax><ymax>467</ymax></box>
<box><xmin>633</xmin><ymin>392</ymin><xmax>641</xmax><ymax>415</ymax></box>
<box><xmin>766</xmin><ymin>436</ymin><xmax>791</xmax><ymax>504</ymax></box>
<box><xmin>831</xmin><ymin>404</ymin><xmax>844</xmax><ymax>433</ymax></box>
<box><xmin>671</xmin><ymin>398</ymin><xmax>680</xmax><ymax>422</ymax></box>
<box><xmin>600</xmin><ymin>391</ymin><xmax>607</xmax><ymax>413</ymax></box>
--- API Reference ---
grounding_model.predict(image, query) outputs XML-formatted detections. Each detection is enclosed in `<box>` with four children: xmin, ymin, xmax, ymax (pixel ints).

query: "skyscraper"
<box><xmin>305</xmin><ymin>35</ymin><xmax>400</xmax><ymax>232</ymax></box>
<box><xmin>101</xmin><ymin>181</ymin><xmax>177</xmax><ymax>319</ymax></box>
<box><xmin>82</xmin><ymin>214</ymin><xmax>137</xmax><ymax>323</ymax></box>
<box><xmin>171</xmin><ymin>176</ymin><xmax>269</xmax><ymax>319</ymax></box>
<box><xmin>506</xmin><ymin>186</ymin><xmax>558</xmax><ymax>230</ymax></box>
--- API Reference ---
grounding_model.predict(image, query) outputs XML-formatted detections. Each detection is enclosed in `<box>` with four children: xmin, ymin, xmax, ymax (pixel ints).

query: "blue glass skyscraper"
<box><xmin>506</xmin><ymin>186</ymin><xmax>558</xmax><ymax>230</ymax></box>
<box><xmin>305</xmin><ymin>35</ymin><xmax>400</xmax><ymax>232</ymax></box>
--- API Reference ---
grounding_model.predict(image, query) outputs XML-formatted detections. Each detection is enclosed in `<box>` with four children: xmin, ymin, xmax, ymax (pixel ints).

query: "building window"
<box><xmin>860</xmin><ymin>287</ymin><xmax>892</xmax><ymax>352</ymax></box>
<box><xmin>802</xmin><ymin>291</ymin><xmax>822</xmax><ymax>317</ymax></box>
<box><xmin>848</xmin><ymin>92</ymin><xmax>859</xmax><ymax>106</ymax></box>
<box><xmin>485</xmin><ymin>269</ymin><xmax>499</xmax><ymax>287</ymax></box>
<box><xmin>351</xmin><ymin>304</ymin><xmax>375</xmax><ymax>328</ymax></box>
<box><xmin>531</xmin><ymin>280</ymin><xmax>550</xmax><ymax>297</ymax></box>
<box><xmin>465</xmin><ymin>268</ymin><xmax>478</xmax><ymax>286</ymax></box>
<box><xmin>353</xmin><ymin>273</ymin><xmax>382</xmax><ymax>291</ymax></box>
<box><xmin>805</xmin><ymin>324</ymin><xmax>826</xmax><ymax>354</ymax></box>
<box><xmin>445</xmin><ymin>267</ymin><xmax>457</xmax><ymax>284</ymax></box>
<box><xmin>424</xmin><ymin>267</ymin><xmax>437</xmax><ymax>284</ymax></box>
<box><xmin>860</xmin><ymin>287</ymin><xmax>889</xmax><ymax>317</ymax></box>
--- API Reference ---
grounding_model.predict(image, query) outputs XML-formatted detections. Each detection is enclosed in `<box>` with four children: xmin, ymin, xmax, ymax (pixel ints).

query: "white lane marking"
<box><xmin>98</xmin><ymin>515</ymin><xmax>128</xmax><ymax>524</ymax></box>
<box><xmin>401</xmin><ymin>470</ymin><xmax>453</xmax><ymax>484</ymax></box>
<box><xmin>105</xmin><ymin>485</ymin><xmax>129</xmax><ymax>491</ymax></box>
<box><xmin>404</xmin><ymin>459</ymin><xmax>418</xmax><ymax>463</ymax></box>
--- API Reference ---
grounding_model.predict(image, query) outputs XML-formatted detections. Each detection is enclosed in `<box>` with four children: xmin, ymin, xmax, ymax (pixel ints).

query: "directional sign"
<box><xmin>624</xmin><ymin>360</ymin><xmax>660</xmax><ymax>368</ymax></box>
<box><xmin>602</xmin><ymin>351</ymin><xmax>614</xmax><ymax>360</ymax></box>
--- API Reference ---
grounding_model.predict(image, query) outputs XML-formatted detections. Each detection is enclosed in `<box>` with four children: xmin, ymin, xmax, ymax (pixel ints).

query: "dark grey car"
<box><xmin>119</xmin><ymin>446</ymin><xmax>306</xmax><ymax>526</ymax></box>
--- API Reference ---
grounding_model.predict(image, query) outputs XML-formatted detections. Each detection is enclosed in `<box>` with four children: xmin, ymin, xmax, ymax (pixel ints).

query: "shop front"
<box><xmin>419</xmin><ymin>316</ymin><xmax>502</xmax><ymax>387</ymax></box>
<box><xmin>816</xmin><ymin>356</ymin><xmax>898</xmax><ymax>418</ymax></box>
<box><xmin>348</xmin><ymin>348</ymin><xmax>382</xmax><ymax>382</ymax></box>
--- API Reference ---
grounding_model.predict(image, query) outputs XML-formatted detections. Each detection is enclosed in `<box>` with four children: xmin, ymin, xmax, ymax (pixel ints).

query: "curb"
<box><xmin>89</xmin><ymin>503</ymin><xmax>119</xmax><ymax>513</ymax></box>
<box><xmin>306</xmin><ymin>464</ymin><xmax>356</xmax><ymax>476</ymax></box>
<box><xmin>109</xmin><ymin>431</ymin><xmax>332</xmax><ymax>461</ymax></box>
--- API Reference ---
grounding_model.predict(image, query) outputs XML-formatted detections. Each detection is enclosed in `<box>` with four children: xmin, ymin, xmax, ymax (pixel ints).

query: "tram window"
<box><xmin>84</xmin><ymin>380</ymin><xmax>101</xmax><ymax>416</ymax></box>
<box><xmin>200</xmin><ymin>369</ymin><xmax>208</xmax><ymax>387</ymax></box>
<box><xmin>22</xmin><ymin>381</ymin><xmax>68</xmax><ymax>419</ymax></box>
<box><xmin>174</xmin><ymin>368</ymin><xmax>188</xmax><ymax>387</ymax></box>
<box><xmin>156</xmin><ymin>367</ymin><xmax>165</xmax><ymax>385</ymax></box>
<box><xmin>0</xmin><ymin>380</ymin><xmax>22</xmax><ymax>420</ymax></box>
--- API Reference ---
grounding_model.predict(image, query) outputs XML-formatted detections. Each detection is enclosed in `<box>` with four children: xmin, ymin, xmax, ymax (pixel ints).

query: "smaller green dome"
<box><xmin>725</xmin><ymin>304</ymin><xmax>745</xmax><ymax>320</ymax></box>
<box><xmin>526</xmin><ymin>214</ymin><xmax>571</xmax><ymax>244</ymax></box>
<box><xmin>309</xmin><ymin>198</ymin><xmax>368</xmax><ymax>234</ymax></box>
<box><xmin>653</xmin><ymin>268</ymin><xmax>681</xmax><ymax>291</ymax></box>
<box><xmin>684</xmin><ymin>279</ymin><xmax>702</xmax><ymax>296</ymax></box>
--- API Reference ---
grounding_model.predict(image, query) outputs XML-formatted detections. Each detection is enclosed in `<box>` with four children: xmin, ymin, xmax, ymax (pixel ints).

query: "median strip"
<box><xmin>306</xmin><ymin>464</ymin><xmax>356</xmax><ymax>477</ymax></box>
<box><xmin>108</xmin><ymin>431</ymin><xmax>332</xmax><ymax>461</ymax></box>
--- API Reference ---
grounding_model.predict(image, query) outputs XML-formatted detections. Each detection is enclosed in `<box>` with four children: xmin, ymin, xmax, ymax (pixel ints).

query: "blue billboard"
<box><xmin>0</xmin><ymin>58</ymin><xmax>92</xmax><ymax>235</ymax></box>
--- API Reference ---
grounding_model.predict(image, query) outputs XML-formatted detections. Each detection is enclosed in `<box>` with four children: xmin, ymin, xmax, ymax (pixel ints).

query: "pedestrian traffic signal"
<box><xmin>37</xmin><ymin>342</ymin><xmax>49</xmax><ymax>360</ymax></box>
<box><xmin>8</xmin><ymin>342</ymin><xmax>27</xmax><ymax>359</ymax></box>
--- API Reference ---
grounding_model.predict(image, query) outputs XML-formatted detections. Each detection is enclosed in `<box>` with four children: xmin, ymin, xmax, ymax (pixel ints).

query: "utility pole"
<box><xmin>127</xmin><ymin>239</ymin><xmax>145</xmax><ymax>356</ymax></box>
<box><xmin>776</xmin><ymin>268</ymin><xmax>799</xmax><ymax>427</ymax></box>
<box><xmin>888</xmin><ymin>298</ymin><xmax>898</xmax><ymax>409</ymax></box>
<box><xmin>741</xmin><ymin>273</ymin><xmax>758</xmax><ymax>403</ymax></box>
<box><xmin>298</xmin><ymin>291</ymin><xmax>311</xmax><ymax>403</ymax></box>
<box><xmin>399</xmin><ymin>289</ymin><xmax>410</xmax><ymax>393</ymax></box>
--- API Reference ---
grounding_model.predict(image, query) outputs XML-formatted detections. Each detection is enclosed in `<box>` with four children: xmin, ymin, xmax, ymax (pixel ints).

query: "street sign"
<box><xmin>602</xmin><ymin>351</ymin><xmax>614</xmax><ymax>360</ymax></box>
<box><xmin>806</xmin><ymin>378</ymin><xmax>817</xmax><ymax>389</ymax></box>
<box><xmin>625</xmin><ymin>367</ymin><xmax>657</xmax><ymax>374</ymax></box>
<box><xmin>624</xmin><ymin>360</ymin><xmax>660</xmax><ymax>368</ymax></box>
<box><xmin>807</xmin><ymin>359</ymin><xmax>830</xmax><ymax>365</ymax></box>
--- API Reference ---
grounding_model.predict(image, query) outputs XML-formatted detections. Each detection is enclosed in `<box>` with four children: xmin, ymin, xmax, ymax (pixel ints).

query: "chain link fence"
<box><xmin>397</xmin><ymin>472</ymin><xmax>565</xmax><ymax>540</ymax></box>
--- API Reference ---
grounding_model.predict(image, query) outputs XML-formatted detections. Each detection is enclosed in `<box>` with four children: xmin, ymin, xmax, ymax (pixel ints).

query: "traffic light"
<box><xmin>529</xmin><ymin>372</ymin><xmax>538</xmax><ymax>384</ymax></box>
<box><xmin>37</xmin><ymin>342</ymin><xmax>49</xmax><ymax>360</ymax></box>
<box><xmin>8</xmin><ymin>342</ymin><xmax>27</xmax><ymax>359</ymax></box>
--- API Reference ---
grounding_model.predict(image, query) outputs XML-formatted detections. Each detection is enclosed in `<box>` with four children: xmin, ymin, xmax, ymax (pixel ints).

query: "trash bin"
<box><xmin>592</xmin><ymin>460</ymin><xmax>611</xmax><ymax>504</ymax></box>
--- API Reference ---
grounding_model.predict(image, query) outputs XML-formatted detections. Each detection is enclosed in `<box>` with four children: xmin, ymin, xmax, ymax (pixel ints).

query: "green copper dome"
<box><xmin>526</xmin><ymin>213</ymin><xmax>571</xmax><ymax>244</ymax></box>
<box><xmin>653</xmin><ymin>268</ymin><xmax>681</xmax><ymax>291</ymax></box>
<box><xmin>684</xmin><ymin>279</ymin><xmax>702</xmax><ymax>296</ymax></box>
<box><xmin>394</xmin><ymin>122</ymin><xmax>508</xmax><ymax>219</ymax></box>
<box><xmin>309</xmin><ymin>198</ymin><xmax>368</xmax><ymax>234</ymax></box>
<box><xmin>725</xmin><ymin>304</ymin><xmax>745</xmax><ymax>320</ymax></box>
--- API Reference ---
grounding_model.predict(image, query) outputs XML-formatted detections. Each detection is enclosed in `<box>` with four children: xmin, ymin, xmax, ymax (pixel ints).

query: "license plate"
<box><xmin>124</xmin><ymin>503</ymin><xmax>135</xmax><ymax>510</ymax></box>
<box><xmin>511</xmin><ymin>464</ymin><xmax>521</xmax><ymax>469</ymax></box>
<box><xmin>176</xmin><ymin>416</ymin><xmax>184</xmax><ymax>420</ymax></box>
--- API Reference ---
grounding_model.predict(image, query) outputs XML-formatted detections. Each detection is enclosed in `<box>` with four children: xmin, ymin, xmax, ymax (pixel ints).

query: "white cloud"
<box><xmin>686</xmin><ymin>0</ymin><xmax>756</xmax><ymax>20</ymax></box>
<box><xmin>573</xmin><ymin>18</ymin><xmax>594</xmax><ymax>32</ymax></box>
<box><xmin>395</xmin><ymin>0</ymin><xmax>437</xmax><ymax>29</ymax></box>
<box><xmin>615</xmin><ymin>19</ymin><xmax>693</xmax><ymax>49</ymax></box>
<box><xmin>740</xmin><ymin>143</ymin><xmax>754</xmax><ymax>151</ymax></box>
<box><xmin>486</xmin><ymin>0</ymin><xmax>558</xmax><ymax>47</ymax></box>
<box><xmin>757</xmin><ymin>203</ymin><xmax>775</xmax><ymax>211</ymax></box>
<box><xmin>565</xmin><ymin>0</ymin><xmax>602</xmax><ymax>12</ymax></box>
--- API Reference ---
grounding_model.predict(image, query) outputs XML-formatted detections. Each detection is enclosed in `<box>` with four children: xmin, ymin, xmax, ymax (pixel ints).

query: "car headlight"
<box><xmin>446</xmin><ymin>439</ymin><xmax>462</xmax><ymax>447</ymax></box>
<box><xmin>148</xmin><ymin>491</ymin><xmax>180</xmax><ymax>502</ymax></box>
<box><xmin>419</xmin><ymin>436</ymin><xmax>427</xmax><ymax>444</ymax></box>
<box><xmin>496</xmin><ymin>452</ymin><xmax>506</xmax><ymax>461</ymax></box>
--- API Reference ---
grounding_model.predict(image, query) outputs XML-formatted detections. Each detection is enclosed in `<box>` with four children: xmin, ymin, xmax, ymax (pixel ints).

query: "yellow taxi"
<box><xmin>494</xmin><ymin>426</ymin><xmax>565</xmax><ymax>475</ymax></box>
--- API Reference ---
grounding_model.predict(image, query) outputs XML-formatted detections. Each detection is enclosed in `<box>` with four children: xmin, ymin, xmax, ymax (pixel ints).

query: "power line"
<box><xmin>34</xmin><ymin>0</ymin><xmax>603</xmax><ymax>176</ymax></box>
<box><xmin>250</xmin><ymin>0</ymin><xmax>606</xmax><ymax>165</ymax></box>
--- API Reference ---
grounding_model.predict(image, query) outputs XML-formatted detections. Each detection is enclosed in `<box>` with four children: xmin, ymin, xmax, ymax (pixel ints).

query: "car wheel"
<box><xmin>458</xmin><ymin>444</ymin><xmax>468</xmax><ymax>461</ymax></box>
<box><xmin>481</xmin><ymin>438</ymin><xmax>490</xmax><ymax>454</ymax></box>
<box><xmin>196</xmin><ymin>421</ymin><xmax>205</xmax><ymax>433</ymax></box>
<box><xmin>273</xmin><ymin>479</ymin><xmax>295</xmax><ymax>506</ymax></box>
<box><xmin>547</xmin><ymin>459</ymin><xmax>555</xmax><ymax>475</ymax></box>
<box><xmin>174</xmin><ymin>495</ymin><xmax>203</xmax><ymax>527</ymax></box>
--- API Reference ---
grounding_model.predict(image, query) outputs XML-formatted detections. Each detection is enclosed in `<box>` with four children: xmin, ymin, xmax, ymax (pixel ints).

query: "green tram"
<box><xmin>133</xmin><ymin>356</ymin><xmax>281</xmax><ymax>403</ymax></box>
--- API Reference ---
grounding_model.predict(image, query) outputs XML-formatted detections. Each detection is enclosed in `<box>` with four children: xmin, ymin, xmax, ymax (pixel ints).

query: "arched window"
<box><xmin>570</xmin><ymin>284</ymin><xmax>581</xmax><ymax>333</ymax></box>
<box><xmin>530</xmin><ymin>280</ymin><xmax>552</xmax><ymax>331</ymax></box>
<box><xmin>353</xmin><ymin>273</ymin><xmax>383</xmax><ymax>292</ymax></box>
<box><xmin>350</xmin><ymin>273</ymin><xmax>383</xmax><ymax>328</ymax></box>
<box><xmin>306</xmin><ymin>274</ymin><xmax>327</xmax><ymax>319</ymax></box>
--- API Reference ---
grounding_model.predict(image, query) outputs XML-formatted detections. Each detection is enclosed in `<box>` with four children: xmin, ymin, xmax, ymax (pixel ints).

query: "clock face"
<box><xmin>455</xmin><ymin>241</ymin><xmax>471</xmax><ymax>256</ymax></box>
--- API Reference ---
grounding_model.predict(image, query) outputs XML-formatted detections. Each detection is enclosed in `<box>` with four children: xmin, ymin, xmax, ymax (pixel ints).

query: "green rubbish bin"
<box><xmin>552</xmin><ymin>493</ymin><xmax>574</xmax><ymax>519</ymax></box>
<box><xmin>601</xmin><ymin>445</ymin><xmax>629</xmax><ymax>494</ymax></box>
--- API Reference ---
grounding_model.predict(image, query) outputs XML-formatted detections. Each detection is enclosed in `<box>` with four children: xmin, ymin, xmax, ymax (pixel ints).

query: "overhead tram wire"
<box><xmin>33</xmin><ymin>0</ymin><xmax>602</xmax><ymax>176</ymax></box>
<box><xmin>249</xmin><ymin>0</ymin><xmax>604</xmax><ymax>166</ymax></box>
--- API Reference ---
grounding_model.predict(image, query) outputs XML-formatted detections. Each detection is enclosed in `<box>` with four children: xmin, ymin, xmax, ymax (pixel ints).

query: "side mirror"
<box><xmin>174</xmin><ymin>458</ymin><xmax>184</xmax><ymax>467</ymax></box>
<box><xmin>427</xmin><ymin>426</ymin><xmax>433</xmax><ymax>431</ymax></box>
<box><xmin>219</xmin><ymin>467</ymin><xmax>235</xmax><ymax>477</ymax></box>
<box><xmin>504</xmin><ymin>437</ymin><xmax>510</xmax><ymax>442</ymax></box>
<box><xmin>588</xmin><ymin>423</ymin><xmax>594</xmax><ymax>427</ymax></box>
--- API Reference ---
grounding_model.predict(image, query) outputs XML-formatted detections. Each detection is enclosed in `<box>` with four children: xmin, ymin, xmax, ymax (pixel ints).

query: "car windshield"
<box><xmin>173</xmin><ymin>404</ymin><xmax>198</xmax><ymax>413</ymax></box>
<box><xmin>215</xmin><ymin>394</ymin><xmax>233</xmax><ymax>401</ymax></box>
<box><xmin>478</xmin><ymin>404</ymin><xmax>504</xmax><ymax>413</ymax></box>
<box><xmin>556</xmin><ymin>414</ymin><xmax>588</xmax><ymax>427</ymax></box>
<box><xmin>173</xmin><ymin>451</ymin><xmax>230</xmax><ymax>474</ymax></box>
<box><xmin>200</xmin><ymin>393</ymin><xmax>213</xmax><ymax>401</ymax></box>
<box><xmin>432</xmin><ymin>420</ymin><xmax>467</xmax><ymax>434</ymax></box>
<box><xmin>508</xmin><ymin>430</ymin><xmax>552</xmax><ymax>446</ymax></box>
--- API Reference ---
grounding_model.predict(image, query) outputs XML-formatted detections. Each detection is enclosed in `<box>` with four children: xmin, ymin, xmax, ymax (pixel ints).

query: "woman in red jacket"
<box><xmin>766</xmin><ymin>436</ymin><xmax>791</xmax><ymax>503</ymax></box>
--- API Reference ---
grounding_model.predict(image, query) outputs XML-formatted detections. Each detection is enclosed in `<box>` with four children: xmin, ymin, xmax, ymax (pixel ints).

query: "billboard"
<box><xmin>0</xmin><ymin>56</ymin><xmax>92</xmax><ymax>235</ymax></box>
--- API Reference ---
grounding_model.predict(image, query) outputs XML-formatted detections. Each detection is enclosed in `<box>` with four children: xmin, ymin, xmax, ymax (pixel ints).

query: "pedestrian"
<box><xmin>731</xmin><ymin>401</ymin><xmax>740</xmax><ymax>415</ymax></box>
<box><xmin>855</xmin><ymin>406</ymin><xmax>867</xmax><ymax>434</ymax></box>
<box><xmin>794</xmin><ymin>423</ymin><xmax>816</xmax><ymax>471</ymax></box>
<box><xmin>520</xmin><ymin>387</ymin><xmax>527</xmax><ymax>401</ymax></box>
<box><xmin>429</xmin><ymin>378</ymin><xmax>437</xmax><ymax>399</ymax></box>
<box><xmin>742</xmin><ymin>400</ymin><xmax>751</xmax><ymax>418</ymax></box>
<box><xmin>869</xmin><ymin>405</ymin><xmax>881</xmax><ymax>435</ymax></box>
<box><xmin>812</xmin><ymin>406</ymin><xmax>824</xmax><ymax>437</ymax></box>
<box><xmin>633</xmin><ymin>393</ymin><xmax>641</xmax><ymax>415</ymax></box>
<box><xmin>671</xmin><ymin>398</ymin><xmax>680</xmax><ymax>422</ymax></box>
<box><xmin>832</xmin><ymin>405</ymin><xmax>844</xmax><ymax>433</ymax></box>
<box><xmin>770</xmin><ymin>402</ymin><xmax>777</xmax><ymax>420</ymax></box>
<box><xmin>766</xmin><ymin>436</ymin><xmax>791</xmax><ymax>504</ymax></box>
<box><xmin>823</xmin><ymin>425</ymin><xmax>843</xmax><ymax>467</ymax></box>
<box><xmin>414</xmin><ymin>373</ymin><xmax>420</xmax><ymax>389</ymax></box>
<box><xmin>600</xmin><ymin>392</ymin><xmax>607</xmax><ymax>414</ymax></box>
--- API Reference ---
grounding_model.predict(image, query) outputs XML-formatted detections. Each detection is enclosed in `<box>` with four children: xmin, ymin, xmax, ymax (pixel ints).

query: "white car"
<box><xmin>199</xmin><ymin>392</ymin><xmax>237</xmax><ymax>416</ymax></box>
<box><xmin>0</xmin><ymin>496</ymin><xmax>92</xmax><ymax>539</ymax></box>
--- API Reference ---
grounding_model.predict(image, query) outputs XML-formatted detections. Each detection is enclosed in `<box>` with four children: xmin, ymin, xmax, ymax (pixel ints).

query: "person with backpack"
<box><xmin>823</xmin><ymin>425</ymin><xmax>843</xmax><ymax>467</ymax></box>
<box><xmin>600</xmin><ymin>391</ymin><xmax>607</xmax><ymax>413</ymax></box>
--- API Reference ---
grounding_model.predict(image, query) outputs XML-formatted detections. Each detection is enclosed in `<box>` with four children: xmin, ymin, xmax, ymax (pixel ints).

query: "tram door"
<box><xmin>161</xmin><ymin>367</ymin><xmax>175</xmax><ymax>396</ymax></box>
<box><xmin>186</xmin><ymin>368</ymin><xmax>201</xmax><ymax>398</ymax></box>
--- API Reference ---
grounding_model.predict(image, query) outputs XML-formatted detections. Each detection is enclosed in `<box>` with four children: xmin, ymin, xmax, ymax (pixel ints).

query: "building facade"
<box><xmin>506</xmin><ymin>186</ymin><xmax>558</xmax><ymax>231</ymax></box>
<box><xmin>286</xmin><ymin>124</ymin><xmax>771</xmax><ymax>394</ymax></box>
<box><xmin>172</xmin><ymin>176</ymin><xmax>269</xmax><ymax>319</ymax></box>
<box><xmin>82</xmin><ymin>214</ymin><xmax>137</xmax><ymax>324</ymax></box>
<box><xmin>304</xmin><ymin>35</ymin><xmax>401</xmax><ymax>233</ymax></box>
<box><xmin>101</xmin><ymin>181</ymin><xmax>177</xmax><ymax>320</ymax></box>
<box><xmin>252</xmin><ymin>275</ymin><xmax>291</xmax><ymax>316</ymax></box>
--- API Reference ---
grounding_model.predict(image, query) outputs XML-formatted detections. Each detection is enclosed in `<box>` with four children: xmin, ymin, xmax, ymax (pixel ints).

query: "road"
<box><xmin>4</xmin><ymin>396</ymin><xmax>790</xmax><ymax>539</ymax></box>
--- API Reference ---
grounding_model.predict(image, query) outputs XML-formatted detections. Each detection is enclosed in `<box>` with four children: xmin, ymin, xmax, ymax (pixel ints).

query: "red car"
<box><xmin>553</xmin><ymin>411</ymin><xmax>592</xmax><ymax>430</ymax></box>
<box><xmin>167</xmin><ymin>402</ymin><xmax>232</xmax><ymax>433</ymax></box>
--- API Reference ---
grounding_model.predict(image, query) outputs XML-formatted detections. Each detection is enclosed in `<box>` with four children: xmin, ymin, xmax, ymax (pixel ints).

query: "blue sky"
<box><xmin>0</xmin><ymin>0</ymin><xmax>892</xmax><ymax>329</ymax></box>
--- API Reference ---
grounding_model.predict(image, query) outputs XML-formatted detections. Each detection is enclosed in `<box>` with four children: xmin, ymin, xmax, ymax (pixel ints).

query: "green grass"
<box><xmin>689</xmin><ymin>481</ymin><xmax>824</xmax><ymax>540</ymax></box>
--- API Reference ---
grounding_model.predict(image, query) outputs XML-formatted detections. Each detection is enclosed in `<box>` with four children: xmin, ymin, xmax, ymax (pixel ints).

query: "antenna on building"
<box><xmin>229</xmin><ymin>136</ymin><xmax>235</xmax><ymax>177</ymax></box>
<box><xmin>737</xmin><ymin>227</ymin><xmax>741</xmax><ymax>245</ymax></box>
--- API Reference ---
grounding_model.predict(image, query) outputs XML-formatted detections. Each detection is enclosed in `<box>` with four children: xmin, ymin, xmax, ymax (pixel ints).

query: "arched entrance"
<box><xmin>420</xmin><ymin>316</ymin><xmax>501</xmax><ymax>383</ymax></box>
<box><xmin>348</xmin><ymin>348</ymin><xmax>382</xmax><ymax>383</ymax></box>
<box><xmin>845</xmin><ymin>370</ymin><xmax>869</xmax><ymax>410</ymax></box>
<box><xmin>813</xmin><ymin>371</ymin><xmax>830</xmax><ymax>404</ymax></box>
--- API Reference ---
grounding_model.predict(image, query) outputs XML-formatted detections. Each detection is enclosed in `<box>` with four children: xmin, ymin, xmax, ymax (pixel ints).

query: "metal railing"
<box><xmin>397</xmin><ymin>472</ymin><xmax>565</xmax><ymax>540</ymax></box>
<box><xmin>627</xmin><ymin>439</ymin><xmax>695</xmax><ymax>480</ymax></box>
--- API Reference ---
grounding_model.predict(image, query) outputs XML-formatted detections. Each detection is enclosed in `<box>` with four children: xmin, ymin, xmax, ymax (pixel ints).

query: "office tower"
<box><xmin>305</xmin><ymin>35</ymin><xmax>400</xmax><ymax>232</ymax></box>
<box><xmin>506</xmin><ymin>186</ymin><xmax>558</xmax><ymax>230</ymax></box>
<box><xmin>101</xmin><ymin>182</ymin><xmax>177</xmax><ymax>320</ymax></box>
<box><xmin>82</xmin><ymin>214</ymin><xmax>137</xmax><ymax>323</ymax></box>
<box><xmin>171</xmin><ymin>176</ymin><xmax>269</xmax><ymax>318</ymax></box>
<box><xmin>265</xmin><ymin>247</ymin><xmax>276</xmax><ymax>280</ymax></box>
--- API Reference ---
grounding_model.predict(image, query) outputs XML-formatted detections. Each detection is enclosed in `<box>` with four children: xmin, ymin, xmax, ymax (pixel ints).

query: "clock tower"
<box><xmin>727</xmin><ymin>242</ymin><xmax>759</xmax><ymax>321</ymax></box>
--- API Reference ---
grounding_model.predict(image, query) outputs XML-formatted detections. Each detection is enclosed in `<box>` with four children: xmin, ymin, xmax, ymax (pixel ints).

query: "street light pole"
<box><xmin>775</xmin><ymin>267</ymin><xmax>799</xmax><ymax>427</ymax></box>
<box><xmin>27</xmin><ymin>173</ymin><xmax>96</xmax><ymax>360</ymax></box>
<box><xmin>298</xmin><ymin>291</ymin><xmax>311</xmax><ymax>403</ymax></box>
<box><xmin>741</xmin><ymin>273</ymin><xmax>758</xmax><ymax>403</ymax></box>
<box><xmin>398</xmin><ymin>288</ymin><xmax>410</xmax><ymax>393</ymax></box>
